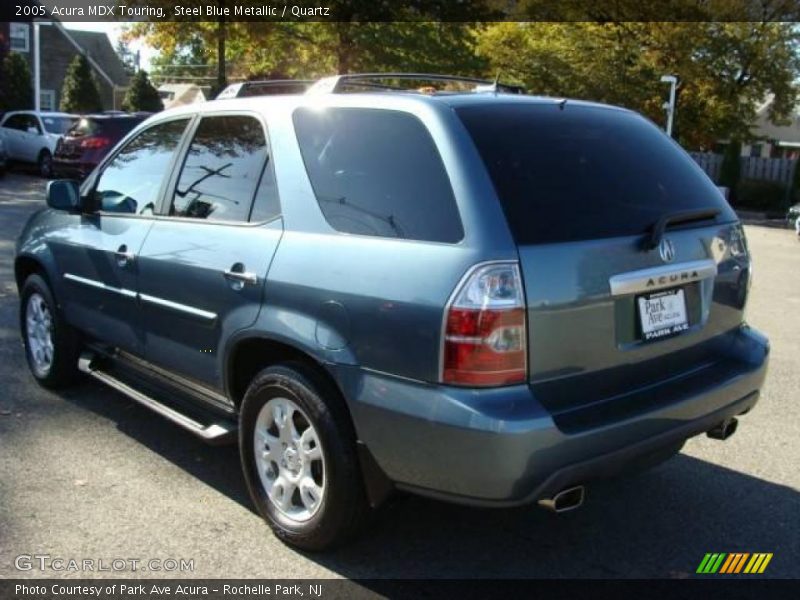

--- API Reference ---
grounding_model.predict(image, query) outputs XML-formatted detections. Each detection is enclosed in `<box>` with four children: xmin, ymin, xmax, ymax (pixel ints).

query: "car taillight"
<box><xmin>441</xmin><ymin>262</ymin><xmax>527</xmax><ymax>387</ymax></box>
<box><xmin>80</xmin><ymin>136</ymin><xmax>111</xmax><ymax>149</ymax></box>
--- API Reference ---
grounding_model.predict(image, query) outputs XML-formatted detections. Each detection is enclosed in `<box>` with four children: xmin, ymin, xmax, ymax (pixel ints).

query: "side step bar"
<box><xmin>78</xmin><ymin>352</ymin><xmax>237</xmax><ymax>444</ymax></box>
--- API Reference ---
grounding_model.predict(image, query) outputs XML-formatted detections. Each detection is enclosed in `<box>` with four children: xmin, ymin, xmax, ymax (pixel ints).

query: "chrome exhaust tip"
<box><xmin>707</xmin><ymin>417</ymin><xmax>739</xmax><ymax>441</ymax></box>
<box><xmin>538</xmin><ymin>485</ymin><xmax>585</xmax><ymax>513</ymax></box>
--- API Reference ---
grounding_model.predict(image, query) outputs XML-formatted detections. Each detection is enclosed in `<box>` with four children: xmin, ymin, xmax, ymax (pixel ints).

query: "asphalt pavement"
<box><xmin>0</xmin><ymin>172</ymin><xmax>797</xmax><ymax>580</ymax></box>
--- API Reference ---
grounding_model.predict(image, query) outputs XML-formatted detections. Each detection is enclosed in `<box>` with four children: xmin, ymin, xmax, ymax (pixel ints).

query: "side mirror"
<box><xmin>27</xmin><ymin>126</ymin><xmax>40</xmax><ymax>135</ymax></box>
<box><xmin>46</xmin><ymin>180</ymin><xmax>82</xmax><ymax>211</ymax></box>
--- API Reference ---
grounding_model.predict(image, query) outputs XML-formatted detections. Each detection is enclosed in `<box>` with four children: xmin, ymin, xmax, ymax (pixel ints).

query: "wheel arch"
<box><xmin>15</xmin><ymin>255</ymin><xmax>51</xmax><ymax>294</ymax></box>
<box><xmin>225</xmin><ymin>334</ymin><xmax>344</xmax><ymax>411</ymax></box>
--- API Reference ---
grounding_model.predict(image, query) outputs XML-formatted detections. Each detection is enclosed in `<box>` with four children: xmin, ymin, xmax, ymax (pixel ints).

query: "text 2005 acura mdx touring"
<box><xmin>15</xmin><ymin>74</ymin><xmax>769</xmax><ymax>550</ymax></box>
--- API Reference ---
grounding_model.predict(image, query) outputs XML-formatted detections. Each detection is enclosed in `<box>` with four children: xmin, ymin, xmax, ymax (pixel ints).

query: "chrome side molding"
<box><xmin>64</xmin><ymin>273</ymin><xmax>137</xmax><ymax>298</ymax></box>
<box><xmin>609</xmin><ymin>259</ymin><xmax>717</xmax><ymax>297</ymax></box>
<box><xmin>139</xmin><ymin>293</ymin><xmax>217</xmax><ymax>321</ymax></box>
<box><xmin>64</xmin><ymin>273</ymin><xmax>217</xmax><ymax>321</ymax></box>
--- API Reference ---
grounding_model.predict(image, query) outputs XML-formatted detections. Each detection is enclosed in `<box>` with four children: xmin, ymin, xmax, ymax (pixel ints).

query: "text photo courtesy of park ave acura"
<box><xmin>1</xmin><ymin>0</ymin><xmax>800</xmax><ymax>597</ymax></box>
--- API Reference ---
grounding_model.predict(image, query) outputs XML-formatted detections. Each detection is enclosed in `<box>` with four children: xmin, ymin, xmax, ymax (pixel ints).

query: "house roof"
<box><xmin>63</xmin><ymin>29</ymin><xmax>129</xmax><ymax>87</ymax></box>
<box><xmin>158</xmin><ymin>83</ymin><xmax>206</xmax><ymax>108</ymax></box>
<box><xmin>751</xmin><ymin>94</ymin><xmax>800</xmax><ymax>145</ymax></box>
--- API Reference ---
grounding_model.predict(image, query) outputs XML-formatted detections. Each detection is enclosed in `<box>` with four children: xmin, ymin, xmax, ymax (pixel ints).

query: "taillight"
<box><xmin>441</xmin><ymin>262</ymin><xmax>527</xmax><ymax>386</ymax></box>
<box><xmin>80</xmin><ymin>136</ymin><xmax>111</xmax><ymax>149</ymax></box>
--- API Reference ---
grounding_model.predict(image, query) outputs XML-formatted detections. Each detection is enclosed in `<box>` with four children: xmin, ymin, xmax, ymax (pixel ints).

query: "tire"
<box><xmin>38</xmin><ymin>150</ymin><xmax>53</xmax><ymax>179</ymax></box>
<box><xmin>239</xmin><ymin>363</ymin><xmax>368</xmax><ymax>550</ymax></box>
<box><xmin>20</xmin><ymin>273</ymin><xmax>80</xmax><ymax>388</ymax></box>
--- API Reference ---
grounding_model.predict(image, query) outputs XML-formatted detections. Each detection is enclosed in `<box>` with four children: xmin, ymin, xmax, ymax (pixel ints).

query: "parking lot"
<box><xmin>0</xmin><ymin>172</ymin><xmax>797</xmax><ymax>579</ymax></box>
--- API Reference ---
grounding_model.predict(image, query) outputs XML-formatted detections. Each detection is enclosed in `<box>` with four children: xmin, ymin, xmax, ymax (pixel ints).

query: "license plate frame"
<box><xmin>636</xmin><ymin>288</ymin><xmax>689</xmax><ymax>342</ymax></box>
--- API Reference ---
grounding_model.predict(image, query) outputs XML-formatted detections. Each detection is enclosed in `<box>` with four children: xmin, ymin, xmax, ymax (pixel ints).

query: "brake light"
<box><xmin>79</xmin><ymin>136</ymin><xmax>111</xmax><ymax>149</ymax></box>
<box><xmin>441</xmin><ymin>262</ymin><xmax>527</xmax><ymax>386</ymax></box>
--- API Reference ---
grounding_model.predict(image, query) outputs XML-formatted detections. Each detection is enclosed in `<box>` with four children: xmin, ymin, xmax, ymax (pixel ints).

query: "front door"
<box><xmin>137</xmin><ymin>113</ymin><xmax>283</xmax><ymax>389</ymax></box>
<box><xmin>52</xmin><ymin>117</ymin><xmax>192</xmax><ymax>354</ymax></box>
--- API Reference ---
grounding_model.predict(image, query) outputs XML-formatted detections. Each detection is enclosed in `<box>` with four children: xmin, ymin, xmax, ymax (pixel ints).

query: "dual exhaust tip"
<box><xmin>707</xmin><ymin>417</ymin><xmax>738</xmax><ymax>441</ymax></box>
<box><xmin>538</xmin><ymin>485</ymin><xmax>585</xmax><ymax>514</ymax></box>
<box><xmin>537</xmin><ymin>418</ymin><xmax>740</xmax><ymax>514</ymax></box>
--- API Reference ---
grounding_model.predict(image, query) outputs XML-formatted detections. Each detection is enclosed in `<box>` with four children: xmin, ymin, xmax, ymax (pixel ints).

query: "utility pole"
<box><xmin>33</xmin><ymin>21</ymin><xmax>40</xmax><ymax>111</ymax></box>
<box><xmin>660</xmin><ymin>75</ymin><xmax>678</xmax><ymax>137</ymax></box>
<box><xmin>216</xmin><ymin>0</ymin><xmax>227</xmax><ymax>94</ymax></box>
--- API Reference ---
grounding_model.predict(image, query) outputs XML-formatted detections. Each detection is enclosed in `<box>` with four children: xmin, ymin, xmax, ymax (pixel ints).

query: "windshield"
<box><xmin>457</xmin><ymin>103</ymin><xmax>736</xmax><ymax>244</ymax></box>
<box><xmin>42</xmin><ymin>116</ymin><xmax>78</xmax><ymax>134</ymax></box>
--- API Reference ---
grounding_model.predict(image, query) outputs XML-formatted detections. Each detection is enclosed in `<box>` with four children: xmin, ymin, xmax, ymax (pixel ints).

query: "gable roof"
<box><xmin>751</xmin><ymin>94</ymin><xmax>800</xmax><ymax>145</ymax></box>
<box><xmin>62</xmin><ymin>29</ymin><xmax>129</xmax><ymax>87</ymax></box>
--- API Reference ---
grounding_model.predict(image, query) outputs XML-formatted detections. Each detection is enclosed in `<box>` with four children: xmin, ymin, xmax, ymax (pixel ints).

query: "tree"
<box><xmin>115</xmin><ymin>40</ymin><xmax>138</xmax><ymax>76</ymax></box>
<box><xmin>60</xmin><ymin>55</ymin><xmax>102</xmax><ymax>113</ymax></box>
<box><xmin>122</xmin><ymin>70</ymin><xmax>162</xmax><ymax>112</ymax></box>
<box><xmin>475</xmin><ymin>21</ymin><xmax>800</xmax><ymax>149</ymax></box>
<box><xmin>0</xmin><ymin>52</ymin><xmax>33</xmax><ymax>111</ymax></box>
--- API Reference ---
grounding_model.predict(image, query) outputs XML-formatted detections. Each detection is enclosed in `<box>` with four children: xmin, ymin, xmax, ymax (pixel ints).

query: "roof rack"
<box><xmin>216</xmin><ymin>79</ymin><xmax>314</xmax><ymax>100</ymax></box>
<box><xmin>306</xmin><ymin>73</ymin><xmax>525</xmax><ymax>95</ymax></box>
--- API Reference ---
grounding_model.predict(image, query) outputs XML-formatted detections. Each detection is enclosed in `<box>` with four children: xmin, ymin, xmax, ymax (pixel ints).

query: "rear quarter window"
<box><xmin>456</xmin><ymin>103</ymin><xmax>736</xmax><ymax>245</ymax></box>
<box><xmin>293</xmin><ymin>107</ymin><xmax>463</xmax><ymax>243</ymax></box>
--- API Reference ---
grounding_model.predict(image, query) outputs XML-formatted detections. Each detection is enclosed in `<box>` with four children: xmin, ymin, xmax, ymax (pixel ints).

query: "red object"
<box><xmin>443</xmin><ymin>306</ymin><xmax>527</xmax><ymax>386</ymax></box>
<box><xmin>79</xmin><ymin>136</ymin><xmax>111</xmax><ymax>149</ymax></box>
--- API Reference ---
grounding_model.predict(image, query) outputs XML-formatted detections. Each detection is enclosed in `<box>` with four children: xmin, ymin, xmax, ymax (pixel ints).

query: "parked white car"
<box><xmin>0</xmin><ymin>111</ymin><xmax>78</xmax><ymax>177</ymax></box>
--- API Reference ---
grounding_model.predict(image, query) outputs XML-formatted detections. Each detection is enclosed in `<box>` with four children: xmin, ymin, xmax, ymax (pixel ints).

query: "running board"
<box><xmin>78</xmin><ymin>352</ymin><xmax>237</xmax><ymax>444</ymax></box>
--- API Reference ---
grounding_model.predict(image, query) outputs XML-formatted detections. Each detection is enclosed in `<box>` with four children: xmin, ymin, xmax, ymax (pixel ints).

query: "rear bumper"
<box><xmin>336</xmin><ymin>325</ymin><xmax>769</xmax><ymax>506</ymax></box>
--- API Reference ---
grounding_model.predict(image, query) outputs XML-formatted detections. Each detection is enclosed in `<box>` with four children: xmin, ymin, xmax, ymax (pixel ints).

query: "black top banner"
<box><xmin>3</xmin><ymin>0</ymin><xmax>800</xmax><ymax>22</ymax></box>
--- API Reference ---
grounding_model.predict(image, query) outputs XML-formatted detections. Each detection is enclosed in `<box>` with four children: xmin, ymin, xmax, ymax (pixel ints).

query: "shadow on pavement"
<box><xmin>52</xmin><ymin>379</ymin><xmax>800</xmax><ymax>579</ymax></box>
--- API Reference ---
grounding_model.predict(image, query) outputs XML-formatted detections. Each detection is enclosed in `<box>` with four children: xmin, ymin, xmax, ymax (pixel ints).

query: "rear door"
<box><xmin>457</xmin><ymin>103</ymin><xmax>749</xmax><ymax>427</ymax></box>
<box><xmin>137</xmin><ymin>113</ymin><xmax>282</xmax><ymax>391</ymax></box>
<box><xmin>18</xmin><ymin>113</ymin><xmax>44</xmax><ymax>162</ymax></box>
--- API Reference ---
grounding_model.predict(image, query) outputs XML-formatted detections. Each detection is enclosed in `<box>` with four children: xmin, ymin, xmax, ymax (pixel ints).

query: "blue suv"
<box><xmin>15</xmin><ymin>74</ymin><xmax>769</xmax><ymax>550</ymax></box>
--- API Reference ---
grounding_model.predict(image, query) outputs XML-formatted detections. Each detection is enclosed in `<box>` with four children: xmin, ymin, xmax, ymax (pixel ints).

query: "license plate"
<box><xmin>637</xmin><ymin>288</ymin><xmax>689</xmax><ymax>341</ymax></box>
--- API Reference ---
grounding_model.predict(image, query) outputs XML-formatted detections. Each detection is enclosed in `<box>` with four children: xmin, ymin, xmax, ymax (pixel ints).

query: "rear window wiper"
<box><xmin>643</xmin><ymin>208</ymin><xmax>721</xmax><ymax>250</ymax></box>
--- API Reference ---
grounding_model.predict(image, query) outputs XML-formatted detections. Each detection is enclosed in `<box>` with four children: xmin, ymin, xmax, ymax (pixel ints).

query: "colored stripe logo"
<box><xmin>697</xmin><ymin>553</ymin><xmax>773</xmax><ymax>574</ymax></box>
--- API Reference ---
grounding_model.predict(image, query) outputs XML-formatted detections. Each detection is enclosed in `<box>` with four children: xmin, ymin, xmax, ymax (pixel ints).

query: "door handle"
<box><xmin>114</xmin><ymin>245</ymin><xmax>135</xmax><ymax>267</ymax></box>
<box><xmin>224</xmin><ymin>268</ymin><xmax>257</xmax><ymax>286</ymax></box>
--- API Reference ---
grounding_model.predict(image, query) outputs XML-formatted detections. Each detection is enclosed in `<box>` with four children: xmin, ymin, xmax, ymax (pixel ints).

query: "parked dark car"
<box><xmin>15</xmin><ymin>73</ymin><xmax>769</xmax><ymax>550</ymax></box>
<box><xmin>53</xmin><ymin>113</ymin><xmax>151</xmax><ymax>180</ymax></box>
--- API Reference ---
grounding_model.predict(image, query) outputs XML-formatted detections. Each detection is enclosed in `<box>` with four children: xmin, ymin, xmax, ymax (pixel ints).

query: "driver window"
<box><xmin>25</xmin><ymin>115</ymin><xmax>42</xmax><ymax>134</ymax></box>
<box><xmin>94</xmin><ymin>118</ymin><xmax>189</xmax><ymax>215</ymax></box>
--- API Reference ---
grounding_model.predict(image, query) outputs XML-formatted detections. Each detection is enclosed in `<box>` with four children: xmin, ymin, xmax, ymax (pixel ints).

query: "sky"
<box><xmin>63</xmin><ymin>22</ymin><xmax>155</xmax><ymax>70</ymax></box>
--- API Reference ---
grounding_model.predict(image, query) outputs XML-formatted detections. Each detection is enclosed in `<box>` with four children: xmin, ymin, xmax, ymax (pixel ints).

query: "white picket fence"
<box><xmin>689</xmin><ymin>152</ymin><xmax>797</xmax><ymax>186</ymax></box>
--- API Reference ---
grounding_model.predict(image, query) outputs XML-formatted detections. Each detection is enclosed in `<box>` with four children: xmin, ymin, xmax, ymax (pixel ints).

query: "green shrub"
<box><xmin>719</xmin><ymin>141</ymin><xmax>741</xmax><ymax>199</ymax></box>
<box><xmin>60</xmin><ymin>55</ymin><xmax>102</xmax><ymax>113</ymax></box>
<box><xmin>734</xmin><ymin>179</ymin><xmax>788</xmax><ymax>215</ymax></box>
<box><xmin>122</xmin><ymin>70</ymin><xmax>162</xmax><ymax>113</ymax></box>
<box><xmin>790</xmin><ymin>160</ymin><xmax>800</xmax><ymax>203</ymax></box>
<box><xmin>0</xmin><ymin>53</ymin><xmax>33</xmax><ymax>111</ymax></box>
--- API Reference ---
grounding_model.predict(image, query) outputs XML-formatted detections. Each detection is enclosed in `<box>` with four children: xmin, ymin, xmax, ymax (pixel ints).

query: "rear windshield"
<box><xmin>456</xmin><ymin>104</ymin><xmax>735</xmax><ymax>244</ymax></box>
<box><xmin>42</xmin><ymin>116</ymin><xmax>77</xmax><ymax>134</ymax></box>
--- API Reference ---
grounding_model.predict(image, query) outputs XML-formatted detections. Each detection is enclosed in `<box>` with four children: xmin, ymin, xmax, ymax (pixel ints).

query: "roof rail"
<box><xmin>216</xmin><ymin>79</ymin><xmax>314</xmax><ymax>100</ymax></box>
<box><xmin>305</xmin><ymin>73</ymin><xmax>525</xmax><ymax>95</ymax></box>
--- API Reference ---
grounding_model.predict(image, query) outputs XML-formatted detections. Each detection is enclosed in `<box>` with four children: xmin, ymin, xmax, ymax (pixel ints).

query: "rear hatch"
<box><xmin>457</xmin><ymin>102</ymin><xmax>750</xmax><ymax>431</ymax></box>
<box><xmin>57</xmin><ymin>117</ymin><xmax>141</xmax><ymax>160</ymax></box>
